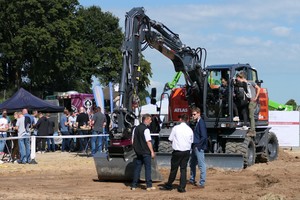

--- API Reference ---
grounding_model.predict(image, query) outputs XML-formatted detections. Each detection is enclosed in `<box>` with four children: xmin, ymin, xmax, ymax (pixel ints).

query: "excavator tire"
<box><xmin>158</xmin><ymin>140</ymin><xmax>173</xmax><ymax>153</ymax></box>
<box><xmin>256</xmin><ymin>132</ymin><xmax>279</xmax><ymax>163</ymax></box>
<box><xmin>225</xmin><ymin>140</ymin><xmax>237</xmax><ymax>154</ymax></box>
<box><xmin>225</xmin><ymin>137</ymin><xmax>256</xmax><ymax>168</ymax></box>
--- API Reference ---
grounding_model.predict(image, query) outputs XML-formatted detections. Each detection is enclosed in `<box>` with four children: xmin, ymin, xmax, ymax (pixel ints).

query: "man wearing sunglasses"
<box><xmin>189</xmin><ymin>107</ymin><xmax>207</xmax><ymax>189</ymax></box>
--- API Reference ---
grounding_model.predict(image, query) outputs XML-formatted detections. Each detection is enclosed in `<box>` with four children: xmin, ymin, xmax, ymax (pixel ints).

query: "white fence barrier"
<box><xmin>269</xmin><ymin>111</ymin><xmax>300</xmax><ymax>147</ymax></box>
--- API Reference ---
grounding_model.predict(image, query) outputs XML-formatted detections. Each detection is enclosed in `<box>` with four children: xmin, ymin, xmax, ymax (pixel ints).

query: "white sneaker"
<box><xmin>242</xmin><ymin>126</ymin><xmax>248</xmax><ymax>130</ymax></box>
<box><xmin>233</xmin><ymin>116</ymin><xmax>240</xmax><ymax>122</ymax></box>
<box><xmin>146</xmin><ymin>187</ymin><xmax>156</xmax><ymax>191</ymax></box>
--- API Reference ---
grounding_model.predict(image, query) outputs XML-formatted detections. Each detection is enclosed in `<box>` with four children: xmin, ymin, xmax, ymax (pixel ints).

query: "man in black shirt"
<box><xmin>76</xmin><ymin>107</ymin><xmax>90</xmax><ymax>152</ymax></box>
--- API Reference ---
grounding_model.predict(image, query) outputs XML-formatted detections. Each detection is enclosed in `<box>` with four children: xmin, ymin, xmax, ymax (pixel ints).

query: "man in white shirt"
<box><xmin>160</xmin><ymin>114</ymin><xmax>194</xmax><ymax>193</ymax></box>
<box><xmin>15</xmin><ymin>112</ymin><xmax>31</xmax><ymax>164</ymax></box>
<box><xmin>0</xmin><ymin>112</ymin><xmax>9</xmax><ymax>154</ymax></box>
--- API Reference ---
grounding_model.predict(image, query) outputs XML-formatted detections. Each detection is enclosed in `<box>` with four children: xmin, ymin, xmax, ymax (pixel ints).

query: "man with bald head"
<box><xmin>76</xmin><ymin>107</ymin><xmax>90</xmax><ymax>153</ymax></box>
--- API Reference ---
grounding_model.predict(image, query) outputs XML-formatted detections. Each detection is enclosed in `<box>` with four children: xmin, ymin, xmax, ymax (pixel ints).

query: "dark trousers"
<box><xmin>77</xmin><ymin>130</ymin><xmax>88</xmax><ymax>151</ymax></box>
<box><xmin>37</xmin><ymin>138</ymin><xmax>46</xmax><ymax>152</ymax></box>
<box><xmin>237</xmin><ymin>103</ymin><xmax>248</xmax><ymax>126</ymax></box>
<box><xmin>61</xmin><ymin>131</ymin><xmax>70</xmax><ymax>152</ymax></box>
<box><xmin>166</xmin><ymin>150</ymin><xmax>190</xmax><ymax>189</ymax></box>
<box><xmin>12</xmin><ymin>139</ymin><xmax>19</xmax><ymax>160</ymax></box>
<box><xmin>132</xmin><ymin>154</ymin><xmax>152</xmax><ymax>188</ymax></box>
<box><xmin>46</xmin><ymin>138</ymin><xmax>55</xmax><ymax>152</ymax></box>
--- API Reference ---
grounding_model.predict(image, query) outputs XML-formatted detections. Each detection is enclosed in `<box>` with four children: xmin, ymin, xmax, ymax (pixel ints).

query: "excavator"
<box><xmin>94</xmin><ymin>7</ymin><xmax>279</xmax><ymax>181</ymax></box>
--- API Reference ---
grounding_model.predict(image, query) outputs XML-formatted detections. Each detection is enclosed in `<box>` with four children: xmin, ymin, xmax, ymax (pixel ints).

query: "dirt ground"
<box><xmin>0</xmin><ymin>148</ymin><xmax>300</xmax><ymax>200</ymax></box>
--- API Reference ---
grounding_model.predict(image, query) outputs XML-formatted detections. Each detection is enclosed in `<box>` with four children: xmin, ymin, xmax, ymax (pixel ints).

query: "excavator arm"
<box><xmin>163</xmin><ymin>72</ymin><xmax>182</xmax><ymax>92</ymax></box>
<box><xmin>113</xmin><ymin>7</ymin><xmax>207</xmax><ymax>139</ymax></box>
<box><xmin>95</xmin><ymin>7</ymin><xmax>208</xmax><ymax>181</ymax></box>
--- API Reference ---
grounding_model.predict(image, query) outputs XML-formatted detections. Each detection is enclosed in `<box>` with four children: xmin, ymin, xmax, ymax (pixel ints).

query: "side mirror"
<box><xmin>150</xmin><ymin>88</ymin><xmax>157</xmax><ymax>105</ymax></box>
<box><xmin>151</xmin><ymin>88</ymin><xmax>157</xmax><ymax>98</ymax></box>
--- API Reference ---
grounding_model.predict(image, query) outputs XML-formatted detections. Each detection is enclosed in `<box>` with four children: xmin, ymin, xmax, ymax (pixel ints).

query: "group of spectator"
<box><xmin>0</xmin><ymin>108</ymin><xmax>36</xmax><ymax>164</ymax></box>
<box><xmin>59</xmin><ymin>106</ymin><xmax>110</xmax><ymax>156</ymax></box>
<box><xmin>0</xmin><ymin>106</ymin><xmax>112</xmax><ymax>164</ymax></box>
<box><xmin>131</xmin><ymin>107</ymin><xmax>207</xmax><ymax>193</ymax></box>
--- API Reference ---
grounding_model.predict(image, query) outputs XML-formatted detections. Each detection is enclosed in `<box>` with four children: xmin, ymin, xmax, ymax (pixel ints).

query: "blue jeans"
<box><xmin>46</xmin><ymin>137</ymin><xmax>55</xmax><ymax>152</ymax></box>
<box><xmin>91</xmin><ymin>131</ymin><xmax>103</xmax><ymax>155</ymax></box>
<box><xmin>132</xmin><ymin>154</ymin><xmax>152</xmax><ymax>188</ymax></box>
<box><xmin>0</xmin><ymin>133</ymin><xmax>7</xmax><ymax>152</ymax></box>
<box><xmin>190</xmin><ymin>147</ymin><xmax>206</xmax><ymax>186</ymax></box>
<box><xmin>61</xmin><ymin>131</ymin><xmax>70</xmax><ymax>152</ymax></box>
<box><xmin>18</xmin><ymin>136</ymin><xmax>31</xmax><ymax>163</ymax></box>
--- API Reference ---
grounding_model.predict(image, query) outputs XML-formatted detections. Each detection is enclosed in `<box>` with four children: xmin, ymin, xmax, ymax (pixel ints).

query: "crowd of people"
<box><xmin>58</xmin><ymin>106</ymin><xmax>110</xmax><ymax>155</ymax></box>
<box><xmin>0</xmin><ymin>108</ymin><xmax>35</xmax><ymax>164</ymax></box>
<box><xmin>131</xmin><ymin>108</ymin><xmax>207</xmax><ymax>193</ymax></box>
<box><xmin>219</xmin><ymin>71</ymin><xmax>261</xmax><ymax>137</ymax></box>
<box><xmin>0</xmin><ymin>106</ymin><xmax>111</xmax><ymax>164</ymax></box>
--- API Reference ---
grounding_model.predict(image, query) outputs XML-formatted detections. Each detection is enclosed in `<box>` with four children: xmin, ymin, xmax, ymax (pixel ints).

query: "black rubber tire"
<box><xmin>225</xmin><ymin>140</ymin><xmax>237</xmax><ymax>153</ymax></box>
<box><xmin>158</xmin><ymin>140</ymin><xmax>173</xmax><ymax>153</ymax></box>
<box><xmin>225</xmin><ymin>137</ymin><xmax>256</xmax><ymax>168</ymax></box>
<box><xmin>257</xmin><ymin>132</ymin><xmax>279</xmax><ymax>163</ymax></box>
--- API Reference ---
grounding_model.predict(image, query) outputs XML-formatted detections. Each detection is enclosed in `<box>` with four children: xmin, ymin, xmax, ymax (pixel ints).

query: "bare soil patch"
<box><xmin>0</xmin><ymin>148</ymin><xmax>300</xmax><ymax>200</ymax></box>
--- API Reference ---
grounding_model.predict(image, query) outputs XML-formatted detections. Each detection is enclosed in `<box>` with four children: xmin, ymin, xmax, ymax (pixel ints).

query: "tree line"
<box><xmin>0</xmin><ymin>0</ymin><xmax>152</xmax><ymax>100</ymax></box>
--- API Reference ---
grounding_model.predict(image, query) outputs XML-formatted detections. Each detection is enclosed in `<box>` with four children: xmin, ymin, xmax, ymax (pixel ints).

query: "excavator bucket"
<box><xmin>93</xmin><ymin>151</ymin><xmax>163</xmax><ymax>181</ymax></box>
<box><xmin>205</xmin><ymin>153</ymin><xmax>244</xmax><ymax>170</ymax></box>
<box><xmin>155</xmin><ymin>152</ymin><xmax>244</xmax><ymax>170</ymax></box>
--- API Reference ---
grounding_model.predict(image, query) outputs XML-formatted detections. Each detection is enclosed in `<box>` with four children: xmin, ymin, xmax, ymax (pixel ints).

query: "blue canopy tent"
<box><xmin>0</xmin><ymin>88</ymin><xmax>64</xmax><ymax>113</ymax></box>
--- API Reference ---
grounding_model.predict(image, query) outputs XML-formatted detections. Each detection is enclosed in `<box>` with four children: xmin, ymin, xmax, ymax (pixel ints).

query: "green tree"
<box><xmin>0</xmin><ymin>1</ymin><xmax>153</xmax><ymax>99</ymax></box>
<box><xmin>77</xmin><ymin>6</ymin><xmax>123</xmax><ymax>86</ymax></box>
<box><xmin>78</xmin><ymin>6</ymin><xmax>152</xmax><ymax>100</ymax></box>
<box><xmin>0</xmin><ymin>0</ymin><xmax>84</xmax><ymax>95</ymax></box>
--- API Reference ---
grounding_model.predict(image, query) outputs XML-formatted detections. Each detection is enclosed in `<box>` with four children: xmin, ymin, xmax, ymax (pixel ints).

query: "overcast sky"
<box><xmin>80</xmin><ymin>0</ymin><xmax>300</xmax><ymax>104</ymax></box>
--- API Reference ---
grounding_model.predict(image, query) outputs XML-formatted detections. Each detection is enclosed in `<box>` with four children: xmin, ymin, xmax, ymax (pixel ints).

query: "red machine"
<box><xmin>169</xmin><ymin>87</ymin><xmax>190</xmax><ymax>121</ymax></box>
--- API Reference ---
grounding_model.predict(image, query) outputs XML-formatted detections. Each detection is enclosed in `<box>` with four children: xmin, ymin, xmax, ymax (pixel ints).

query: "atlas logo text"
<box><xmin>174</xmin><ymin>108</ymin><xmax>188</xmax><ymax>112</ymax></box>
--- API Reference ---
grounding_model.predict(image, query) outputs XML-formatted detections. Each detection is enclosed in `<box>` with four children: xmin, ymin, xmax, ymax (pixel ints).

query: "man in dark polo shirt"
<box><xmin>90</xmin><ymin>107</ymin><xmax>106</xmax><ymax>156</ymax></box>
<box><xmin>76</xmin><ymin>107</ymin><xmax>90</xmax><ymax>153</ymax></box>
<box><xmin>131</xmin><ymin>113</ymin><xmax>156</xmax><ymax>191</ymax></box>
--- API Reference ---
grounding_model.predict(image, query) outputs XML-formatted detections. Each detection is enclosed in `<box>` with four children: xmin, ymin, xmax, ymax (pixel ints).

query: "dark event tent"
<box><xmin>0</xmin><ymin>88</ymin><xmax>64</xmax><ymax>113</ymax></box>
